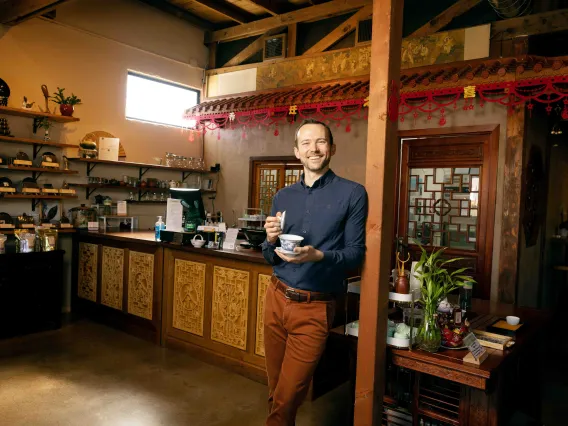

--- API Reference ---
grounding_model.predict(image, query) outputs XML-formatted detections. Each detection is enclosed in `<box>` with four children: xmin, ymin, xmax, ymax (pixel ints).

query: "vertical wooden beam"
<box><xmin>498</xmin><ymin>105</ymin><xmax>525</xmax><ymax>304</ymax></box>
<box><xmin>354</xmin><ymin>0</ymin><xmax>403</xmax><ymax>425</ymax></box>
<box><xmin>208</xmin><ymin>43</ymin><xmax>217</xmax><ymax>69</ymax></box>
<box><xmin>287</xmin><ymin>23</ymin><xmax>297</xmax><ymax>57</ymax></box>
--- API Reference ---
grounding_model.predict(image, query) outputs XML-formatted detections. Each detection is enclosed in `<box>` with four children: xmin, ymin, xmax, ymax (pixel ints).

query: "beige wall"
<box><xmin>205</xmin><ymin>101</ymin><xmax>507</xmax><ymax>298</ymax></box>
<box><xmin>0</xmin><ymin>0</ymin><xmax>207</xmax><ymax>230</ymax></box>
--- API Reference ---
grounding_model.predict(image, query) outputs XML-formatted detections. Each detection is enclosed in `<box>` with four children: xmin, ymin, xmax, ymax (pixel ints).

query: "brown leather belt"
<box><xmin>271</xmin><ymin>275</ymin><xmax>334</xmax><ymax>302</ymax></box>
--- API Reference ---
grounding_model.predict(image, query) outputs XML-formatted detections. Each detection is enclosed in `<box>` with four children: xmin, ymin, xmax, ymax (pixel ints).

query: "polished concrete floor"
<box><xmin>0</xmin><ymin>321</ymin><xmax>351</xmax><ymax>426</ymax></box>
<box><xmin>0</xmin><ymin>321</ymin><xmax>565</xmax><ymax>426</ymax></box>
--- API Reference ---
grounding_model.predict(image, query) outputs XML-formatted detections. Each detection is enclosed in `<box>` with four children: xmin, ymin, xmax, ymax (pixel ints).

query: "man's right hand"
<box><xmin>264</xmin><ymin>212</ymin><xmax>282</xmax><ymax>244</ymax></box>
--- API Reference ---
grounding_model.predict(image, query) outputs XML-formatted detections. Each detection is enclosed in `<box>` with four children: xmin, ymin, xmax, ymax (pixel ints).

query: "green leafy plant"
<box><xmin>414</xmin><ymin>245</ymin><xmax>473</xmax><ymax>309</ymax></box>
<box><xmin>37</xmin><ymin>117</ymin><xmax>52</xmax><ymax>130</ymax></box>
<box><xmin>50</xmin><ymin>87</ymin><xmax>82</xmax><ymax>105</ymax></box>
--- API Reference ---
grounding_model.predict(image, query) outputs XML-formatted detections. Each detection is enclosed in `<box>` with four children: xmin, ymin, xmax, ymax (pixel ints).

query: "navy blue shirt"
<box><xmin>262</xmin><ymin>170</ymin><xmax>368</xmax><ymax>293</ymax></box>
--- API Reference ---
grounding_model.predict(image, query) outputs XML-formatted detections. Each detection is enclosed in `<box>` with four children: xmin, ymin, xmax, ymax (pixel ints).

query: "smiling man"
<box><xmin>261</xmin><ymin>119</ymin><xmax>368</xmax><ymax>426</ymax></box>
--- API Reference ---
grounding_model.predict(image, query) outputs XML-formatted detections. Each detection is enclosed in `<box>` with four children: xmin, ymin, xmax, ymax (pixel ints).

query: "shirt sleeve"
<box><xmin>261</xmin><ymin>193</ymin><xmax>282</xmax><ymax>266</ymax></box>
<box><xmin>321</xmin><ymin>184</ymin><xmax>368</xmax><ymax>270</ymax></box>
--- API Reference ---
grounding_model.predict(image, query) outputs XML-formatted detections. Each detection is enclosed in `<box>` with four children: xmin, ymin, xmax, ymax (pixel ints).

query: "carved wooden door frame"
<box><xmin>397</xmin><ymin>126</ymin><xmax>500</xmax><ymax>300</ymax></box>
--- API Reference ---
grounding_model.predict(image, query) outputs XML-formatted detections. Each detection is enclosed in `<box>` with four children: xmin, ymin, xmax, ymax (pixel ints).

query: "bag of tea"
<box><xmin>36</xmin><ymin>227</ymin><xmax>58</xmax><ymax>251</ymax></box>
<box><xmin>14</xmin><ymin>229</ymin><xmax>35</xmax><ymax>253</ymax></box>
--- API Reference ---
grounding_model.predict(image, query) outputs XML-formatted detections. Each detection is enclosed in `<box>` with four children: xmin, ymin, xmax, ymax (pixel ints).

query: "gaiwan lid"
<box><xmin>0</xmin><ymin>77</ymin><xmax>10</xmax><ymax>98</ymax></box>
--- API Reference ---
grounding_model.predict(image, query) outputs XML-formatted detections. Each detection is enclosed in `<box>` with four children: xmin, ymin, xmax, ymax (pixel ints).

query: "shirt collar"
<box><xmin>300</xmin><ymin>169</ymin><xmax>335</xmax><ymax>189</ymax></box>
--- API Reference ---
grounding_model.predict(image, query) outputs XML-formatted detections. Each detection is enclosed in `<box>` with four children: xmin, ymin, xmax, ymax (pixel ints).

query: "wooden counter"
<box><xmin>74</xmin><ymin>231</ymin><xmax>272</xmax><ymax>383</ymax></box>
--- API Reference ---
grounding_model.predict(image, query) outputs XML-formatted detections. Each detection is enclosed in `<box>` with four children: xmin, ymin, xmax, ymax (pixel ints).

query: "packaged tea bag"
<box><xmin>14</xmin><ymin>229</ymin><xmax>35</xmax><ymax>253</ymax></box>
<box><xmin>36</xmin><ymin>227</ymin><xmax>58</xmax><ymax>251</ymax></box>
<box><xmin>0</xmin><ymin>234</ymin><xmax>6</xmax><ymax>254</ymax></box>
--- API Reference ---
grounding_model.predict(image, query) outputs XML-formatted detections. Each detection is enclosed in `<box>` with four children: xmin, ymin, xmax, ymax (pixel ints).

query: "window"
<box><xmin>125</xmin><ymin>71</ymin><xmax>200</xmax><ymax>128</ymax></box>
<box><xmin>249</xmin><ymin>157</ymin><xmax>303</xmax><ymax>215</ymax></box>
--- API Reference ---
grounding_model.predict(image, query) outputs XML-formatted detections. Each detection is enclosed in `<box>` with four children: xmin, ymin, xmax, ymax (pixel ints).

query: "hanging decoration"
<box><xmin>183</xmin><ymin>74</ymin><xmax>568</xmax><ymax>133</ymax></box>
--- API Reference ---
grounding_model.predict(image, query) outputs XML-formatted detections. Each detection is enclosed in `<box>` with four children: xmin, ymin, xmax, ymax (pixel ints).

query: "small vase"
<box><xmin>44</xmin><ymin>129</ymin><xmax>50</xmax><ymax>142</ymax></box>
<box><xmin>395</xmin><ymin>274</ymin><xmax>409</xmax><ymax>294</ymax></box>
<box><xmin>60</xmin><ymin>104</ymin><xmax>74</xmax><ymax>116</ymax></box>
<box><xmin>417</xmin><ymin>306</ymin><xmax>441</xmax><ymax>352</ymax></box>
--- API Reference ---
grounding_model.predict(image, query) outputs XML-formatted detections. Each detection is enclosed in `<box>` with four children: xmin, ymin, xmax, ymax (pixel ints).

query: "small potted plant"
<box><xmin>413</xmin><ymin>245</ymin><xmax>473</xmax><ymax>352</ymax></box>
<box><xmin>50</xmin><ymin>87</ymin><xmax>81</xmax><ymax>117</ymax></box>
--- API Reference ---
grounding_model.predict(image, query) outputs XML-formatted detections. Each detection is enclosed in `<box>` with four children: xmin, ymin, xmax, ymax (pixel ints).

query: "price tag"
<box><xmin>463</xmin><ymin>332</ymin><xmax>486</xmax><ymax>361</ymax></box>
<box><xmin>223</xmin><ymin>228</ymin><xmax>239</xmax><ymax>250</ymax></box>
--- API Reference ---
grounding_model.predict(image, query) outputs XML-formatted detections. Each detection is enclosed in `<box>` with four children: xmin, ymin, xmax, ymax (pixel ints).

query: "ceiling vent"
<box><xmin>356</xmin><ymin>18</ymin><xmax>372</xmax><ymax>44</ymax></box>
<box><xmin>263</xmin><ymin>34</ymin><xmax>286</xmax><ymax>61</ymax></box>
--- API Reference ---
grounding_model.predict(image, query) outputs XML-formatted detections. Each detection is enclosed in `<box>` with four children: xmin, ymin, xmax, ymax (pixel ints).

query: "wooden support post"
<box><xmin>498</xmin><ymin>105</ymin><xmax>525</xmax><ymax>304</ymax></box>
<box><xmin>410</xmin><ymin>0</ymin><xmax>482</xmax><ymax>37</ymax></box>
<box><xmin>287</xmin><ymin>23</ymin><xmax>297</xmax><ymax>57</ymax></box>
<box><xmin>354</xmin><ymin>0</ymin><xmax>403</xmax><ymax>425</ymax></box>
<box><xmin>208</xmin><ymin>43</ymin><xmax>217</xmax><ymax>69</ymax></box>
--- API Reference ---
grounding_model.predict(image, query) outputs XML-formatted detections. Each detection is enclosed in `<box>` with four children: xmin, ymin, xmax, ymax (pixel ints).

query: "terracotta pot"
<box><xmin>395</xmin><ymin>274</ymin><xmax>410</xmax><ymax>294</ymax></box>
<box><xmin>60</xmin><ymin>104</ymin><xmax>74</xmax><ymax>117</ymax></box>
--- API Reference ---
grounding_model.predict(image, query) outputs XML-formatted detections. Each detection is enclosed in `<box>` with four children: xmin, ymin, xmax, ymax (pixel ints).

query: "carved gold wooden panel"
<box><xmin>128</xmin><ymin>251</ymin><xmax>154</xmax><ymax>320</ymax></box>
<box><xmin>172</xmin><ymin>259</ymin><xmax>206</xmax><ymax>336</ymax></box>
<box><xmin>78</xmin><ymin>243</ymin><xmax>97</xmax><ymax>302</ymax></box>
<box><xmin>255</xmin><ymin>274</ymin><xmax>271</xmax><ymax>357</ymax></box>
<box><xmin>101</xmin><ymin>247</ymin><xmax>124</xmax><ymax>310</ymax></box>
<box><xmin>211</xmin><ymin>266</ymin><xmax>249</xmax><ymax>350</ymax></box>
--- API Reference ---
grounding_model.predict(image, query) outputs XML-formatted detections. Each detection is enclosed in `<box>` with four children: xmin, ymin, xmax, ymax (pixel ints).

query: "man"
<box><xmin>262</xmin><ymin>119</ymin><xmax>368</xmax><ymax>426</ymax></box>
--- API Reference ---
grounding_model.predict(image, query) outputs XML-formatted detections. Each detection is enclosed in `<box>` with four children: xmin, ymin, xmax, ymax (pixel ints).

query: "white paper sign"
<box><xmin>117</xmin><ymin>201</ymin><xmax>127</xmax><ymax>216</ymax></box>
<box><xmin>463</xmin><ymin>332</ymin><xmax>486</xmax><ymax>360</ymax></box>
<box><xmin>224</xmin><ymin>228</ymin><xmax>239</xmax><ymax>250</ymax></box>
<box><xmin>166</xmin><ymin>198</ymin><xmax>183</xmax><ymax>232</ymax></box>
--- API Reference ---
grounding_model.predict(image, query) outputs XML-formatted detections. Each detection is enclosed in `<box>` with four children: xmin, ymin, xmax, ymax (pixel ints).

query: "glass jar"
<box><xmin>416</xmin><ymin>305</ymin><xmax>441</xmax><ymax>353</ymax></box>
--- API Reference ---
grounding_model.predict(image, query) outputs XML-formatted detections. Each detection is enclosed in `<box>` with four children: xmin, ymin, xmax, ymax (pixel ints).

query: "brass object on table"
<box><xmin>395</xmin><ymin>251</ymin><xmax>411</xmax><ymax>294</ymax></box>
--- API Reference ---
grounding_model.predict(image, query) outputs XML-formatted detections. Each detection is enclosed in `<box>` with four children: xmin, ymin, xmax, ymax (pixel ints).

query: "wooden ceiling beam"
<box><xmin>491</xmin><ymin>8</ymin><xmax>568</xmax><ymax>40</ymax></box>
<box><xmin>222</xmin><ymin>27</ymin><xmax>284</xmax><ymax>67</ymax></box>
<box><xmin>247</xmin><ymin>0</ymin><xmax>289</xmax><ymax>16</ymax></box>
<box><xmin>205</xmin><ymin>0</ymin><xmax>372</xmax><ymax>43</ymax></box>
<box><xmin>192</xmin><ymin>0</ymin><xmax>257</xmax><ymax>24</ymax></box>
<box><xmin>303</xmin><ymin>4</ymin><xmax>372</xmax><ymax>55</ymax></box>
<box><xmin>410</xmin><ymin>0</ymin><xmax>483</xmax><ymax>37</ymax></box>
<box><xmin>137</xmin><ymin>0</ymin><xmax>215</xmax><ymax>30</ymax></box>
<box><xmin>0</xmin><ymin>0</ymin><xmax>69</xmax><ymax>25</ymax></box>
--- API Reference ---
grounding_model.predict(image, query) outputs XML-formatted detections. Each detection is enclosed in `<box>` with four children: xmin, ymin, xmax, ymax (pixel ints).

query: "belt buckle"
<box><xmin>285</xmin><ymin>287</ymin><xmax>301</xmax><ymax>302</ymax></box>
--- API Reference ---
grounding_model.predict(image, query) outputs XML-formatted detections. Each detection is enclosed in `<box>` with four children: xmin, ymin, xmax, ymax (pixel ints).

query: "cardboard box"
<box><xmin>98</xmin><ymin>137</ymin><xmax>120</xmax><ymax>161</ymax></box>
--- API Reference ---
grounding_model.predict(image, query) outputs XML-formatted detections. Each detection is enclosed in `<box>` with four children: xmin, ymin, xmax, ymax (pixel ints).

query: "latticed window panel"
<box><xmin>259</xmin><ymin>168</ymin><xmax>280</xmax><ymax>216</ymax></box>
<box><xmin>407</xmin><ymin>167</ymin><xmax>480</xmax><ymax>251</ymax></box>
<box><xmin>285</xmin><ymin>169</ymin><xmax>301</xmax><ymax>187</ymax></box>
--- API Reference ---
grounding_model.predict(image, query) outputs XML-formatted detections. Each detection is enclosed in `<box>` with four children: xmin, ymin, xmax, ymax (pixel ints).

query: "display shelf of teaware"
<box><xmin>1</xmin><ymin>165</ymin><xmax>78</xmax><ymax>174</ymax></box>
<box><xmin>0</xmin><ymin>228</ymin><xmax>76</xmax><ymax>235</ymax></box>
<box><xmin>2</xmin><ymin>194</ymin><xmax>78</xmax><ymax>200</ymax></box>
<box><xmin>68</xmin><ymin>157</ymin><xmax>217</xmax><ymax>174</ymax></box>
<box><xmin>0</xmin><ymin>106</ymin><xmax>80</xmax><ymax>123</ymax></box>
<box><xmin>69</xmin><ymin>183</ymin><xmax>141</xmax><ymax>191</ymax></box>
<box><xmin>387</xmin><ymin>289</ymin><xmax>421</xmax><ymax>350</ymax></box>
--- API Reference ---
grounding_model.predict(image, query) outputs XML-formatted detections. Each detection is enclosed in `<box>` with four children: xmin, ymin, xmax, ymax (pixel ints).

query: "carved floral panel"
<box><xmin>78</xmin><ymin>242</ymin><xmax>97</xmax><ymax>302</ymax></box>
<box><xmin>255</xmin><ymin>274</ymin><xmax>271</xmax><ymax>357</ymax></box>
<box><xmin>211</xmin><ymin>266</ymin><xmax>249</xmax><ymax>350</ymax></box>
<box><xmin>172</xmin><ymin>259</ymin><xmax>206</xmax><ymax>336</ymax></box>
<box><xmin>128</xmin><ymin>251</ymin><xmax>154</xmax><ymax>320</ymax></box>
<box><xmin>101</xmin><ymin>247</ymin><xmax>124</xmax><ymax>310</ymax></box>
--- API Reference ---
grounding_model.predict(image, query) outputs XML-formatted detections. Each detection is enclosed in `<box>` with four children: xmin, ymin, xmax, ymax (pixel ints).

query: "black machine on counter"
<box><xmin>160</xmin><ymin>188</ymin><xmax>206</xmax><ymax>244</ymax></box>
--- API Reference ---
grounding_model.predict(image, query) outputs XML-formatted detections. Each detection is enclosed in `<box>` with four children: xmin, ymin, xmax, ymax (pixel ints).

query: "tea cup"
<box><xmin>279</xmin><ymin>234</ymin><xmax>304</xmax><ymax>253</ymax></box>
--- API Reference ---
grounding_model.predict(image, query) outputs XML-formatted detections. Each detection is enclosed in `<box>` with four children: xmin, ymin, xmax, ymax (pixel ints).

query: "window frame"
<box><xmin>248</xmin><ymin>156</ymin><xmax>302</xmax><ymax>214</ymax></box>
<box><xmin>125</xmin><ymin>71</ymin><xmax>201</xmax><ymax>128</ymax></box>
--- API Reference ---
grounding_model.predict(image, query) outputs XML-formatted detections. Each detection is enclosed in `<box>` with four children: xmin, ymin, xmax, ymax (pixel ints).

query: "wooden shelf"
<box><xmin>68</xmin><ymin>183</ymin><xmax>146</xmax><ymax>191</ymax></box>
<box><xmin>417</xmin><ymin>408</ymin><xmax>460</xmax><ymax>426</ymax></box>
<box><xmin>68</xmin><ymin>157</ymin><xmax>216</xmax><ymax>173</ymax></box>
<box><xmin>0</xmin><ymin>135</ymin><xmax>77</xmax><ymax>149</ymax></box>
<box><xmin>2</xmin><ymin>194</ymin><xmax>78</xmax><ymax>200</ymax></box>
<box><xmin>0</xmin><ymin>228</ymin><xmax>76</xmax><ymax>235</ymax></box>
<box><xmin>1</xmin><ymin>165</ymin><xmax>78</xmax><ymax>174</ymax></box>
<box><xmin>126</xmin><ymin>200</ymin><xmax>167</xmax><ymax>204</ymax></box>
<box><xmin>0</xmin><ymin>106</ymin><xmax>80</xmax><ymax>123</ymax></box>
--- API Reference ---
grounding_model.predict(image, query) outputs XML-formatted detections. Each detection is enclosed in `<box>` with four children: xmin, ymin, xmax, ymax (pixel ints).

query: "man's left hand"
<box><xmin>275</xmin><ymin>245</ymin><xmax>324</xmax><ymax>264</ymax></box>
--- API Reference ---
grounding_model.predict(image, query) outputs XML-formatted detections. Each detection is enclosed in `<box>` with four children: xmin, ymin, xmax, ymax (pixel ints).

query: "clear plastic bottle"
<box><xmin>155</xmin><ymin>216</ymin><xmax>165</xmax><ymax>241</ymax></box>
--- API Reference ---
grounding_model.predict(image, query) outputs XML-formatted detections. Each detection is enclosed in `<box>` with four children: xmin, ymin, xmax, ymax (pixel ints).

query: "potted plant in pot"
<box><xmin>413</xmin><ymin>245</ymin><xmax>473</xmax><ymax>352</ymax></box>
<box><xmin>50</xmin><ymin>87</ymin><xmax>81</xmax><ymax>117</ymax></box>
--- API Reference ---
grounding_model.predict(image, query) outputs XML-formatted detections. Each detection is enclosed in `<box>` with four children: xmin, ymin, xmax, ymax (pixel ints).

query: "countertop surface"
<box><xmin>79</xmin><ymin>230</ymin><xmax>268</xmax><ymax>264</ymax></box>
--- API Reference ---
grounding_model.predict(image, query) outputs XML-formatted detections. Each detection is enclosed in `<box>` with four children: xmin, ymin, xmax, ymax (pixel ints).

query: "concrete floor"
<box><xmin>0</xmin><ymin>321</ymin><xmax>351</xmax><ymax>426</ymax></box>
<box><xmin>0</xmin><ymin>320</ymin><xmax>565</xmax><ymax>426</ymax></box>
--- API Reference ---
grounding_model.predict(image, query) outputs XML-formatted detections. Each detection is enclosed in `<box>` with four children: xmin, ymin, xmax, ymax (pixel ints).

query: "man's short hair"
<box><xmin>294</xmin><ymin>119</ymin><xmax>334</xmax><ymax>147</ymax></box>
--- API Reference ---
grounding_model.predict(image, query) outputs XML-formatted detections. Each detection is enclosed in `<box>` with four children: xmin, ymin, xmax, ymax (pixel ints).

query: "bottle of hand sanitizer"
<box><xmin>155</xmin><ymin>216</ymin><xmax>165</xmax><ymax>241</ymax></box>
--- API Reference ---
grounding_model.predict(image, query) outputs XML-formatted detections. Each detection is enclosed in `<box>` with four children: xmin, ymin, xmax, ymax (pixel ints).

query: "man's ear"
<box><xmin>331</xmin><ymin>144</ymin><xmax>336</xmax><ymax>156</ymax></box>
<box><xmin>294</xmin><ymin>146</ymin><xmax>300</xmax><ymax>159</ymax></box>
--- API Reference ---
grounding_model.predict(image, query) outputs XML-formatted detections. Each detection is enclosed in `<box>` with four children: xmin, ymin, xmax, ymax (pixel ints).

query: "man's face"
<box><xmin>294</xmin><ymin>123</ymin><xmax>335</xmax><ymax>172</ymax></box>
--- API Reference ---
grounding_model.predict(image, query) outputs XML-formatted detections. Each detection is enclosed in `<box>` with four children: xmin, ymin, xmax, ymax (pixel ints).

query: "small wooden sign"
<box><xmin>0</xmin><ymin>224</ymin><xmax>15</xmax><ymax>229</ymax></box>
<box><xmin>20</xmin><ymin>224</ymin><xmax>35</xmax><ymax>229</ymax></box>
<box><xmin>22</xmin><ymin>188</ymin><xmax>40</xmax><ymax>193</ymax></box>
<box><xmin>41</xmin><ymin>188</ymin><xmax>59</xmax><ymax>194</ymax></box>
<box><xmin>462</xmin><ymin>332</ymin><xmax>488</xmax><ymax>365</ymax></box>
<box><xmin>0</xmin><ymin>187</ymin><xmax>16</xmax><ymax>193</ymax></box>
<box><xmin>59</xmin><ymin>223</ymin><xmax>73</xmax><ymax>228</ymax></box>
<box><xmin>13</xmin><ymin>159</ymin><xmax>32</xmax><ymax>166</ymax></box>
<box><xmin>59</xmin><ymin>189</ymin><xmax>76</xmax><ymax>195</ymax></box>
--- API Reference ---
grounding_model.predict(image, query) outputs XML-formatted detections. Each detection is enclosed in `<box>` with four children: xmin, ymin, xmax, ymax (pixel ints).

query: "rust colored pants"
<box><xmin>263</xmin><ymin>278</ymin><xmax>335</xmax><ymax>426</ymax></box>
